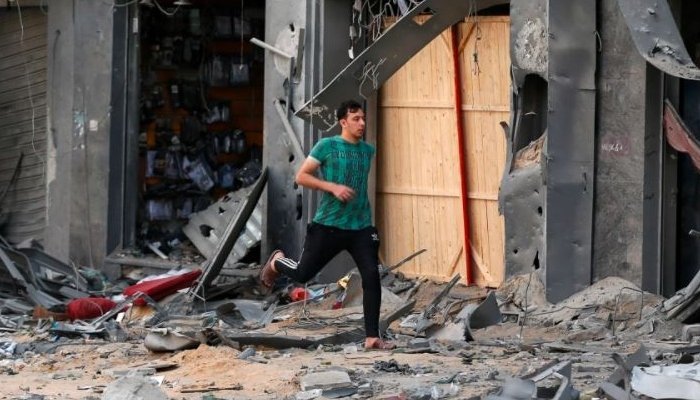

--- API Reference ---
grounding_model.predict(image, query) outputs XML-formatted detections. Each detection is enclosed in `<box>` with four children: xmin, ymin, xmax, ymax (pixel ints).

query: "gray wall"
<box><xmin>262</xmin><ymin>0</ymin><xmax>310</xmax><ymax>260</ymax></box>
<box><xmin>592</xmin><ymin>0</ymin><xmax>647</xmax><ymax>286</ymax></box>
<box><xmin>45</xmin><ymin>0</ymin><xmax>113</xmax><ymax>268</ymax></box>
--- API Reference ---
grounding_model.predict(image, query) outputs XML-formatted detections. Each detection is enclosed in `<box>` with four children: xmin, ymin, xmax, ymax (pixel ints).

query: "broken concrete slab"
<box><xmin>183</xmin><ymin>186</ymin><xmax>263</xmax><ymax>268</ymax></box>
<box><xmin>485</xmin><ymin>377</ymin><xmax>536</xmax><ymax>400</ymax></box>
<box><xmin>101</xmin><ymin>377</ymin><xmax>168</xmax><ymax>400</ymax></box>
<box><xmin>187</xmin><ymin>168</ymin><xmax>268</xmax><ymax>299</ymax></box>
<box><xmin>225</xmin><ymin>328</ymin><xmax>364</xmax><ymax>350</ymax></box>
<box><xmin>631</xmin><ymin>362</ymin><xmax>700</xmax><ymax>400</ymax></box>
<box><xmin>429</xmin><ymin>291</ymin><xmax>502</xmax><ymax>342</ymax></box>
<box><xmin>300</xmin><ymin>370</ymin><xmax>356</xmax><ymax>398</ymax></box>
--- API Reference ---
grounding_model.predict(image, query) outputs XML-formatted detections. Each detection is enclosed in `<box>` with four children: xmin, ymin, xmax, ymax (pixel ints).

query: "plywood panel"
<box><xmin>378</xmin><ymin>16</ymin><xmax>509</xmax><ymax>287</ymax></box>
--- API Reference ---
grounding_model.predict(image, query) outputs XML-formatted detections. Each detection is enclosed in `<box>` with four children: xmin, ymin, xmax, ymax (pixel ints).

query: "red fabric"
<box><xmin>66</xmin><ymin>297</ymin><xmax>117</xmax><ymax>320</ymax></box>
<box><xmin>289</xmin><ymin>287</ymin><xmax>309</xmax><ymax>302</ymax></box>
<box><xmin>123</xmin><ymin>269</ymin><xmax>202</xmax><ymax>305</ymax></box>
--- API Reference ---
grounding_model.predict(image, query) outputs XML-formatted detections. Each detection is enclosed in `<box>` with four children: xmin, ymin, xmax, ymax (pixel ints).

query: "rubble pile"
<box><xmin>2</xmin><ymin>174</ymin><xmax>700</xmax><ymax>398</ymax></box>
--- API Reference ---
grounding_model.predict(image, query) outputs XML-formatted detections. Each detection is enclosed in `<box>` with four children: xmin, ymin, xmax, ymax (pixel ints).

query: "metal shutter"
<box><xmin>0</xmin><ymin>8</ymin><xmax>47</xmax><ymax>244</ymax></box>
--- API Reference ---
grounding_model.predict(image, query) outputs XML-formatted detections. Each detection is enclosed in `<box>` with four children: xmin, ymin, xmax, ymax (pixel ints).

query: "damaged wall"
<box><xmin>262</xmin><ymin>0</ymin><xmax>311</xmax><ymax>261</ymax></box>
<box><xmin>45</xmin><ymin>0</ymin><xmax>113</xmax><ymax>268</ymax></box>
<box><xmin>504</xmin><ymin>0</ymin><xmax>597</xmax><ymax>302</ymax></box>
<box><xmin>592</xmin><ymin>0</ymin><xmax>647</xmax><ymax>287</ymax></box>
<box><xmin>500</xmin><ymin>0</ymin><xmax>547</xmax><ymax>279</ymax></box>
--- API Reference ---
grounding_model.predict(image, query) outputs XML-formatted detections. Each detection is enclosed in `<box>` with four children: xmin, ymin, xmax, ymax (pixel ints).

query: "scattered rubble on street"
<box><xmin>3</xmin><ymin>233</ymin><xmax>700</xmax><ymax>400</ymax></box>
<box><xmin>1</xmin><ymin>175</ymin><xmax>700</xmax><ymax>398</ymax></box>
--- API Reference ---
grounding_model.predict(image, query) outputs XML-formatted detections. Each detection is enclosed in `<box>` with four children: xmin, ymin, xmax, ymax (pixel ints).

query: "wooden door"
<box><xmin>376</xmin><ymin>16</ymin><xmax>510</xmax><ymax>287</ymax></box>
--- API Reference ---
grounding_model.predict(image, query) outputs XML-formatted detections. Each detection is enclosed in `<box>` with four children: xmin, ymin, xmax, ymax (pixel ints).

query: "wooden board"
<box><xmin>377</xmin><ymin>16</ymin><xmax>509</xmax><ymax>287</ymax></box>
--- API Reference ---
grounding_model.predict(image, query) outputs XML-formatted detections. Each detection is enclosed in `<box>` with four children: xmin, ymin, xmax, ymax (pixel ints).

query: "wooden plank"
<box><xmin>378</xmin><ymin>187</ymin><xmax>498</xmax><ymax>201</ymax></box>
<box><xmin>379</xmin><ymin>99</ymin><xmax>510</xmax><ymax>112</ymax></box>
<box><xmin>378</xmin><ymin>16</ymin><xmax>509</xmax><ymax>285</ymax></box>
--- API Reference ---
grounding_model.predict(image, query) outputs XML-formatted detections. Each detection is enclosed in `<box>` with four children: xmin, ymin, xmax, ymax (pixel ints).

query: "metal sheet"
<box><xmin>295</xmin><ymin>0</ymin><xmax>509</xmax><ymax>130</ymax></box>
<box><xmin>183</xmin><ymin>186</ymin><xmax>264</xmax><ymax>268</ymax></box>
<box><xmin>545</xmin><ymin>0</ymin><xmax>596</xmax><ymax>303</ymax></box>
<box><xmin>616</xmin><ymin>0</ymin><xmax>700</xmax><ymax>80</ymax></box>
<box><xmin>187</xmin><ymin>169</ymin><xmax>268</xmax><ymax>298</ymax></box>
<box><xmin>462</xmin><ymin>291</ymin><xmax>502</xmax><ymax>341</ymax></box>
<box><xmin>0</xmin><ymin>8</ymin><xmax>48</xmax><ymax>245</ymax></box>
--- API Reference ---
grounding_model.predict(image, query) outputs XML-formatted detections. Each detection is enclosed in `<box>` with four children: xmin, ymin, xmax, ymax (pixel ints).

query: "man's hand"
<box><xmin>331</xmin><ymin>184</ymin><xmax>356</xmax><ymax>202</ymax></box>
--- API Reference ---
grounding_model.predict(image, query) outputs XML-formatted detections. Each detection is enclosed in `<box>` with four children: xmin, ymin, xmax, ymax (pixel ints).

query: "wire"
<box><xmin>357</xmin><ymin>57</ymin><xmax>386</xmax><ymax>99</ymax></box>
<box><xmin>15</xmin><ymin>1</ymin><xmax>48</xmax><ymax>192</ymax></box>
<box><xmin>153</xmin><ymin>0</ymin><xmax>181</xmax><ymax>16</ymax></box>
<box><xmin>103</xmin><ymin>0</ymin><xmax>139</xmax><ymax>7</ymax></box>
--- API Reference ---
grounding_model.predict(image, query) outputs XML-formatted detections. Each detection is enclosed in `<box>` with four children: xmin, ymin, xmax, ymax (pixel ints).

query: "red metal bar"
<box><xmin>451</xmin><ymin>24</ymin><xmax>473</xmax><ymax>285</ymax></box>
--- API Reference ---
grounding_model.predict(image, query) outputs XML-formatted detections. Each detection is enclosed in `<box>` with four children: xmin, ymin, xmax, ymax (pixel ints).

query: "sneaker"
<box><xmin>260</xmin><ymin>250</ymin><xmax>282</xmax><ymax>288</ymax></box>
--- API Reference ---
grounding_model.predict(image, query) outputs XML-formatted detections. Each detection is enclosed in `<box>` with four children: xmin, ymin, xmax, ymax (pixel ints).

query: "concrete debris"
<box><xmin>488</xmin><ymin>360</ymin><xmax>577</xmax><ymax>400</ymax></box>
<box><xmin>429</xmin><ymin>291</ymin><xmax>502</xmax><ymax>342</ymax></box>
<box><xmin>2</xmin><ymin>239</ymin><xmax>700</xmax><ymax>399</ymax></box>
<box><xmin>182</xmin><ymin>183</ymin><xmax>264</xmax><ymax>269</ymax></box>
<box><xmin>101</xmin><ymin>377</ymin><xmax>168</xmax><ymax>400</ymax></box>
<box><xmin>631</xmin><ymin>362</ymin><xmax>700</xmax><ymax>399</ymax></box>
<box><xmin>300</xmin><ymin>370</ymin><xmax>356</xmax><ymax>398</ymax></box>
<box><xmin>664</xmin><ymin>262</ymin><xmax>700</xmax><ymax>323</ymax></box>
<box><xmin>682</xmin><ymin>324</ymin><xmax>700</xmax><ymax>341</ymax></box>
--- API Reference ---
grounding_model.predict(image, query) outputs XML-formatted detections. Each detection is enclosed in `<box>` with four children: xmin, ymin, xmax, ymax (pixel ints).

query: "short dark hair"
<box><xmin>336</xmin><ymin>100</ymin><xmax>363</xmax><ymax>121</ymax></box>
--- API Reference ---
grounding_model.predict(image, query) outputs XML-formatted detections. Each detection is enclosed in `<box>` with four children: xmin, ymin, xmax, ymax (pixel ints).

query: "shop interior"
<box><xmin>133</xmin><ymin>0</ymin><xmax>265</xmax><ymax>263</ymax></box>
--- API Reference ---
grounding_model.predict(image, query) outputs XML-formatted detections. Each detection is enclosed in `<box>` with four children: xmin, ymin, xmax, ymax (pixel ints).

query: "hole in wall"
<box><xmin>512</xmin><ymin>74</ymin><xmax>548</xmax><ymax>171</ymax></box>
<box><xmin>289</xmin><ymin>154</ymin><xmax>295</xmax><ymax>163</ymax></box>
<box><xmin>218</xmin><ymin>207</ymin><xmax>226</xmax><ymax>215</ymax></box>
<box><xmin>513</xmin><ymin>248</ymin><xmax>519</xmax><ymax>255</ymax></box>
<box><xmin>533</xmin><ymin>251</ymin><xmax>540</xmax><ymax>270</ymax></box>
<box><xmin>537</xmin><ymin>206</ymin><xmax>543</xmax><ymax>215</ymax></box>
<box><xmin>293</xmin><ymin>182</ymin><xmax>299</xmax><ymax>190</ymax></box>
<box><xmin>199</xmin><ymin>225</ymin><xmax>214</xmax><ymax>238</ymax></box>
<box><xmin>289</xmin><ymin>24</ymin><xmax>295</xmax><ymax>32</ymax></box>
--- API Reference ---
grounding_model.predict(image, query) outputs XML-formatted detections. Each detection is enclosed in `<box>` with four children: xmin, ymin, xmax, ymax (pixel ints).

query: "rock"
<box><xmin>101</xmin><ymin>377</ymin><xmax>168</xmax><ymax>400</ymax></box>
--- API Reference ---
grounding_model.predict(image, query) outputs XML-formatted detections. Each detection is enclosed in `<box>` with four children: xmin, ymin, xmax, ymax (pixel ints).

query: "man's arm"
<box><xmin>295</xmin><ymin>157</ymin><xmax>355</xmax><ymax>202</ymax></box>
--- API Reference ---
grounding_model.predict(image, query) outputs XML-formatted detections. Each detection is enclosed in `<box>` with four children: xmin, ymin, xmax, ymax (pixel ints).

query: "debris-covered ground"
<box><xmin>2</xmin><ymin>187</ymin><xmax>700</xmax><ymax>399</ymax></box>
<box><xmin>2</xmin><ymin>240</ymin><xmax>700</xmax><ymax>400</ymax></box>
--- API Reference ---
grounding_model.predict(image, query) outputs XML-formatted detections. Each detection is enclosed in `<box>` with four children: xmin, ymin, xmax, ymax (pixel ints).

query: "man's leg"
<box><xmin>347</xmin><ymin>226</ymin><xmax>382</xmax><ymax>339</ymax></box>
<box><xmin>274</xmin><ymin>223</ymin><xmax>344</xmax><ymax>284</ymax></box>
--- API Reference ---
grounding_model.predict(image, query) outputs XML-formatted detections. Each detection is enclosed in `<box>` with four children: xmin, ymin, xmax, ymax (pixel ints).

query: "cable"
<box><xmin>15</xmin><ymin>1</ymin><xmax>47</xmax><ymax>196</ymax></box>
<box><xmin>153</xmin><ymin>0</ymin><xmax>181</xmax><ymax>16</ymax></box>
<box><xmin>611</xmin><ymin>286</ymin><xmax>645</xmax><ymax>336</ymax></box>
<box><xmin>357</xmin><ymin>57</ymin><xmax>386</xmax><ymax>99</ymax></box>
<box><xmin>102</xmin><ymin>0</ymin><xmax>139</xmax><ymax>7</ymax></box>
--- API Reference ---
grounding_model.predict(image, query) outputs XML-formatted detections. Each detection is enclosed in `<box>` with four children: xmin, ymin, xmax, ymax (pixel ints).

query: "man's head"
<box><xmin>336</xmin><ymin>100</ymin><xmax>365</xmax><ymax>142</ymax></box>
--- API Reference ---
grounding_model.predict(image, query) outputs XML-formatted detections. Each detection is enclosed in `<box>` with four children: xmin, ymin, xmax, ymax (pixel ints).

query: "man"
<box><xmin>260</xmin><ymin>100</ymin><xmax>394</xmax><ymax>350</ymax></box>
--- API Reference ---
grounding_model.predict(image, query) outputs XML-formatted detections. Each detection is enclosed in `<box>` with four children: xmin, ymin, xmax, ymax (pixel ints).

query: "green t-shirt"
<box><xmin>308</xmin><ymin>136</ymin><xmax>375</xmax><ymax>230</ymax></box>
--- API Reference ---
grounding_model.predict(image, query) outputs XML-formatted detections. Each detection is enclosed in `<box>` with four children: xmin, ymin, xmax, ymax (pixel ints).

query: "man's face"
<box><xmin>340</xmin><ymin>108</ymin><xmax>366</xmax><ymax>140</ymax></box>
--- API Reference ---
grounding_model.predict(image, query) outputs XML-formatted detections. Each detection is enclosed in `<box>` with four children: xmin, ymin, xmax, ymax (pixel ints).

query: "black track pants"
<box><xmin>274</xmin><ymin>223</ymin><xmax>382</xmax><ymax>337</ymax></box>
